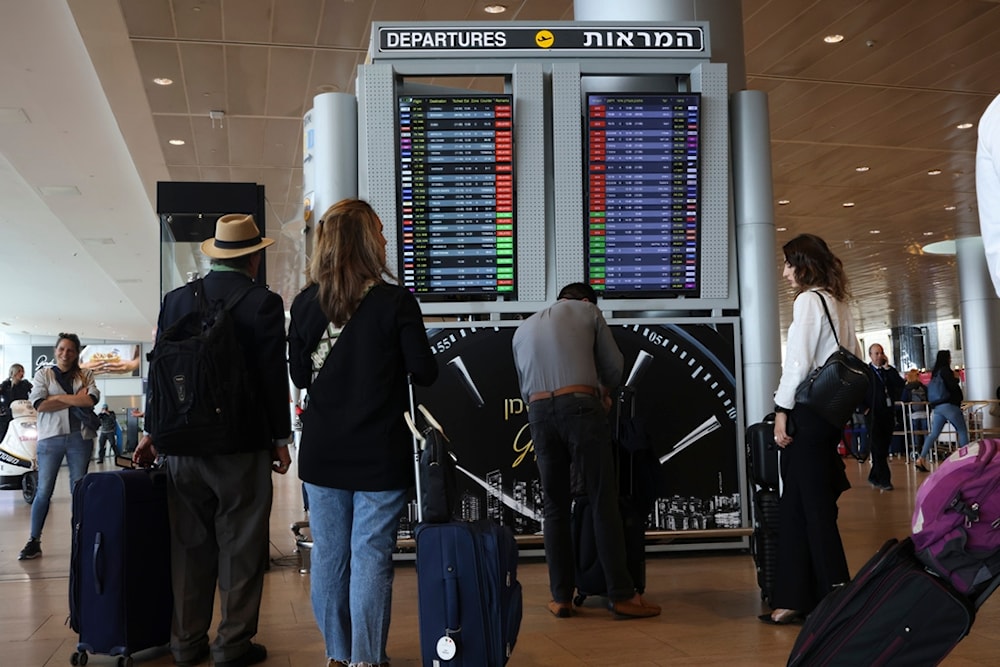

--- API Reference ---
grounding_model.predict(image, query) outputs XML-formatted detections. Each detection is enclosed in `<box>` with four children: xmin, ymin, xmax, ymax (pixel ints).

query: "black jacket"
<box><xmin>156</xmin><ymin>270</ymin><xmax>291</xmax><ymax>451</ymax></box>
<box><xmin>288</xmin><ymin>282</ymin><xmax>438</xmax><ymax>491</ymax></box>
<box><xmin>865</xmin><ymin>364</ymin><xmax>905</xmax><ymax>431</ymax></box>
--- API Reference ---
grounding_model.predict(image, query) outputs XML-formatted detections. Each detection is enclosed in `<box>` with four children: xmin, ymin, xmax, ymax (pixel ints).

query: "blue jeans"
<box><xmin>31</xmin><ymin>432</ymin><xmax>92</xmax><ymax>539</ymax></box>
<box><xmin>529</xmin><ymin>393</ymin><xmax>634</xmax><ymax>603</ymax></box>
<box><xmin>919</xmin><ymin>403</ymin><xmax>970</xmax><ymax>459</ymax></box>
<box><xmin>304</xmin><ymin>483</ymin><xmax>406</xmax><ymax>665</ymax></box>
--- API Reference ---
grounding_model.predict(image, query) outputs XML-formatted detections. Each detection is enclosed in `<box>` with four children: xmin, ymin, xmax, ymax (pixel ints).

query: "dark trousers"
<box><xmin>165</xmin><ymin>450</ymin><xmax>272</xmax><ymax>663</ymax></box>
<box><xmin>528</xmin><ymin>393</ymin><xmax>634</xmax><ymax>603</ymax></box>
<box><xmin>866</xmin><ymin>412</ymin><xmax>894</xmax><ymax>487</ymax></box>
<box><xmin>773</xmin><ymin>404</ymin><xmax>851</xmax><ymax>613</ymax></box>
<box><xmin>97</xmin><ymin>431</ymin><xmax>117</xmax><ymax>461</ymax></box>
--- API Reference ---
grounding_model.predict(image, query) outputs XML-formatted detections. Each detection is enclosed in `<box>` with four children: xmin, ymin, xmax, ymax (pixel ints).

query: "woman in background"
<box><xmin>288</xmin><ymin>199</ymin><xmax>437</xmax><ymax>667</ymax></box>
<box><xmin>915</xmin><ymin>350</ymin><xmax>969</xmax><ymax>472</ymax></box>
<box><xmin>0</xmin><ymin>363</ymin><xmax>32</xmax><ymax>440</ymax></box>
<box><xmin>901</xmin><ymin>368</ymin><xmax>929</xmax><ymax>462</ymax></box>
<box><xmin>765</xmin><ymin>234</ymin><xmax>859</xmax><ymax>625</ymax></box>
<box><xmin>20</xmin><ymin>334</ymin><xmax>99</xmax><ymax>560</ymax></box>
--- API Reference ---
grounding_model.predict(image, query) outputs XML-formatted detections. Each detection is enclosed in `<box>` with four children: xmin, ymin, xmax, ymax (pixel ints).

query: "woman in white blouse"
<box><xmin>761</xmin><ymin>234</ymin><xmax>861</xmax><ymax>625</ymax></box>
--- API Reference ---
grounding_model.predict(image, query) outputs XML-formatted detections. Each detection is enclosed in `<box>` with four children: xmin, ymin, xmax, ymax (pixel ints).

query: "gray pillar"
<box><xmin>312</xmin><ymin>92</ymin><xmax>358</xmax><ymax>217</ymax></box>
<box><xmin>732</xmin><ymin>91</ymin><xmax>781</xmax><ymax>422</ymax></box>
<box><xmin>573</xmin><ymin>0</ymin><xmax>746</xmax><ymax>91</ymax></box>
<box><xmin>956</xmin><ymin>235</ymin><xmax>1000</xmax><ymax>405</ymax></box>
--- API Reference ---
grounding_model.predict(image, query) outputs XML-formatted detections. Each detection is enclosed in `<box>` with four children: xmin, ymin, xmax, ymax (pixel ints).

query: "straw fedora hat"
<box><xmin>200</xmin><ymin>214</ymin><xmax>274</xmax><ymax>259</ymax></box>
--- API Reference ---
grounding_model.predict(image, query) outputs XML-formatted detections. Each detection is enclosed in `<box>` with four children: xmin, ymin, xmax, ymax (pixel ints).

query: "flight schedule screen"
<box><xmin>397</xmin><ymin>95</ymin><xmax>515</xmax><ymax>299</ymax></box>
<box><xmin>586</xmin><ymin>93</ymin><xmax>701</xmax><ymax>297</ymax></box>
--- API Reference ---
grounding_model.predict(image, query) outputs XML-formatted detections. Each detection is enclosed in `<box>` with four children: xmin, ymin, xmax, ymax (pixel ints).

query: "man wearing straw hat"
<box><xmin>134</xmin><ymin>213</ymin><xmax>292</xmax><ymax>667</ymax></box>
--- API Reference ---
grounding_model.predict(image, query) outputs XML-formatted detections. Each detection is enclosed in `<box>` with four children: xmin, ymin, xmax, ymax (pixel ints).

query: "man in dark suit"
<box><xmin>134</xmin><ymin>214</ymin><xmax>291</xmax><ymax>667</ymax></box>
<box><xmin>865</xmin><ymin>343</ymin><xmax>905</xmax><ymax>492</ymax></box>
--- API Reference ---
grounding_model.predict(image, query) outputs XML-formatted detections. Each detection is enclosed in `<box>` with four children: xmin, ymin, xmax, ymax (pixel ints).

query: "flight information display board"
<box><xmin>397</xmin><ymin>94</ymin><xmax>515</xmax><ymax>299</ymax></box>
<box><xmin>585</xmin><ymin>93</ymin><xmax>701</xmax><ymax>297</ymax></box>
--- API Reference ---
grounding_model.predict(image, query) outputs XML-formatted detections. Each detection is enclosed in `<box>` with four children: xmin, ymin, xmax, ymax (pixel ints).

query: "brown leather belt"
<box><xmin>528</xmin><ymin>384</ymin><xmax>599</xmax><ymax>404</ymax></box>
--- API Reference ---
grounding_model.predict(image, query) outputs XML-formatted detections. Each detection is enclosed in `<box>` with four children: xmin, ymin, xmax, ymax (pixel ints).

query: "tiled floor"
<box><xmin>1</xmin><ymin>454</ymin><xmax>998</xmax><ymax>666</ymax></box>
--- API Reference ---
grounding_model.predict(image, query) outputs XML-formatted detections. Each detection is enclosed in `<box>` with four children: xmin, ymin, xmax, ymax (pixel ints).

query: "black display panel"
<box><xmin>397</xmin><ymin>94</ymin><xmax>515</xmax><ymax>299</ymax></box>
<box><xmin>585</xmin><ymin>93</ymin><xmax>701</xmax><ymax>298</ymax></box>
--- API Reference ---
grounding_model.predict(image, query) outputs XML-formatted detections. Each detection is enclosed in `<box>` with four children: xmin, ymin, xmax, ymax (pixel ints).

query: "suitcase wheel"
<box><xmin>70</xmin><ymin>651</ymin><xmax>88</xmax><ymax>665</ymax></box>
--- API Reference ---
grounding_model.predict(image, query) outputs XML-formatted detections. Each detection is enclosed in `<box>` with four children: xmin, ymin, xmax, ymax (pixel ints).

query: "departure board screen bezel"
<box><xmin>396</xmin><ymin>93</ymin><xmax>516</xmax><ymax>301</ymax></box>
<box><xmin>584</xmin><ymin>92</ymin><xmax>702</xmax><ymax>299</ymax></box>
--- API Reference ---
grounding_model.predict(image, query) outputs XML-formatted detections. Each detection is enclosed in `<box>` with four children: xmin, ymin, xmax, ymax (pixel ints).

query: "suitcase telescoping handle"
<box><xmin>405</xmin><ymin>373</ymin><xmax>424</xmax><ymax>524</ymax></box>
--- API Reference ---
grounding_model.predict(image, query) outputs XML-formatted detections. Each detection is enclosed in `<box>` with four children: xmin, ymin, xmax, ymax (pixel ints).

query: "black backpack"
<box><xmin>145</xmin><ymin>279</ymin><xmax>256</xmax><ymax>456</ymax></box>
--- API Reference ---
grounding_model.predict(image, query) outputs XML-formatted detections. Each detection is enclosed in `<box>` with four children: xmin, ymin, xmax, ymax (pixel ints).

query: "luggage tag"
<box><xmin>436</xmin><ymin>635</ymin><xmax>457</xmax><ymax>661</ymax></box>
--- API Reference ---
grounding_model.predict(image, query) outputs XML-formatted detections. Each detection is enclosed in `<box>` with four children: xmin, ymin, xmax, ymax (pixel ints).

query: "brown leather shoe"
<box><xmin>610</xmin><ymin>595</ymin><xmax>661</xmax><ymax>619</ymax></box>
<box><xmin>548</xmin><ymin>600</ymin><xmax>573</xmax><ymax>618</ymax></box>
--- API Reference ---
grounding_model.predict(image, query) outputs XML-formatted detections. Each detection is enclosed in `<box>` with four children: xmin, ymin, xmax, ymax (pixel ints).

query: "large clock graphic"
<box><xmin>411</xmin><ymin>318</ymin><xmax>745</xmax><ymax>538</ymax></box>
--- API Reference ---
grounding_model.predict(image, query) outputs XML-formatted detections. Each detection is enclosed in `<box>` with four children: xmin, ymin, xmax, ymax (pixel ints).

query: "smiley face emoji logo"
<box><xmin>534</xmin><ymin>30</ymin><xmax>554</xmax><ymax>48</ymax></box>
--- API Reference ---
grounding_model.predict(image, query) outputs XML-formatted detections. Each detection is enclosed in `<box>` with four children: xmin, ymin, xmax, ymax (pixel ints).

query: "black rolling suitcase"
<box><xmin>786</xmin><ymin>537</ymin><xmax>1000</xmax><ymax>667</ymax></box>
<box><xmin>747</xmin><ymin>415</ymin><xmax>781</xmax><ymax>604</ymax></box>
<box><xmin>405</xmin><ymin>388</ymin><xmax>522</xmax><ymax>666</ymax></box>
<box><xmin>69</xmin><ymin>469</ymin><xmax>172</xmax><ymax>667</ymax></box>
<box><xmin>571</xmin><ymin>387</ymin><xmax>656</xmax><ymax>605</ymax></box>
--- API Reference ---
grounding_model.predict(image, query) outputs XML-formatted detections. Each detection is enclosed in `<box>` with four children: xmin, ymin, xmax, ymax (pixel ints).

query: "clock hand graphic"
<box><xmin>419</xmin><ymin>320</ymin><xmax>742</xmax><ymax>531</ymax></box>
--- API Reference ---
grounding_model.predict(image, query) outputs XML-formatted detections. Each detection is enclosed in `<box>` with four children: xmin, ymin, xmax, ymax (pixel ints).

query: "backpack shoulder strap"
<box><xmin>223</xmin><ymin>282</ymin><xmax>257</xmax><ymax>311</ymax></box>
<box><xmin>190</xmin><ymin>277</ymin><xmax>257</xmax><ymax>312</ymax></box>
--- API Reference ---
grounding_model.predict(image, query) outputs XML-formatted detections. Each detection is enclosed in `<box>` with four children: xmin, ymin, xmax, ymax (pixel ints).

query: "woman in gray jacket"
<box><xmin>18</xmin><ymin>333</ymin><xmax>99</xmax><ymax>560</ymax></box>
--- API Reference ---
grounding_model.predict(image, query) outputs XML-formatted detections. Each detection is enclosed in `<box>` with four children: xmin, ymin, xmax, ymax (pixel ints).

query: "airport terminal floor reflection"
<box><xmin>1</xmin><ymin>455</ymin><xmax>999</xmax><ymax>666</ymax></box>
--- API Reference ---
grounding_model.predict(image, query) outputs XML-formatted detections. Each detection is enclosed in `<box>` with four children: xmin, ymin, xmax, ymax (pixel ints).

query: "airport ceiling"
<box><xmin>1</xmin><ymin>0</ymin><xmax>998</xmax><ymax>343</ymax></box>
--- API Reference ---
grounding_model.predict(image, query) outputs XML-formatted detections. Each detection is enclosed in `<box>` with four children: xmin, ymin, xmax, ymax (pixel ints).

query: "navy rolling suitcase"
<box><xmin>405</xmin><ymin>387</ymin><xmax>522</xmax><ymax>666</ymax></box>
<box><xmin>570</xmin><ymin>493</ymin><xmax>647</xmax><ymax>604</ymax></box>
<box><xmin>415</xmin><ymin>520</ymin><xmax>522</xmax><ymax>666</ymax></box>
<box><xmin>69</xmin><ymin>469</ymin><xmax>172</xmax><ymax>667</ymax></box>
<box><xmin>571</xmin><ymin>387</ymin><xmax>657</xmax><ymax>605</ymax></box>
<box><xmin>786</xmin><ymin>537</ymin><xmax>1000</xmax><ymax>667</ymax></box>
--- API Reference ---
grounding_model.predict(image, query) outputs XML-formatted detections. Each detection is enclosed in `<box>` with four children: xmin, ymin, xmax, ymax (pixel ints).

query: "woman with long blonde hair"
<box><xmin>288</xmin><ymin>199</ymin><xmax>437</xmax><ymax>667</ymax></box>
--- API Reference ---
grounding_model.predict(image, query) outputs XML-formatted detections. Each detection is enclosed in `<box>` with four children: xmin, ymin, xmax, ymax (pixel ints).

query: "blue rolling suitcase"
<box><xmin>405</xmin><ymin>390</ymin><xmax>522</xmax><ymax>666</ymax></box>
<box><xmin>69</xmin><ymin>469</ymin><xmax>172</xmax><ymax>667</ymax></box>
<box><xmin>415</xmin><ymin>520</ymin><xmax>522</xmax><ymax>666</ymax></box>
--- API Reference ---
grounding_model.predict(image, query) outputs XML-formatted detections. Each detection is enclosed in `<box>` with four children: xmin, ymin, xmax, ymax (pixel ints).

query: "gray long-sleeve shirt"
<box><xmin>511</xmin><ymin>299</ymin><xmax>623</xmax><ymax>403</ymax></box>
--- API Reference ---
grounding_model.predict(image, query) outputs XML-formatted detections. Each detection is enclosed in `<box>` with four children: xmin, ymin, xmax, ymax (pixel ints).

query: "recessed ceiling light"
<box><xmin>777</xmin><ymin>199</ymin><xmax>791</xmax><ymax>205</ymax></box>
<box><xmin>823</xmin><ymin>34</ymin><xmax>845</xmax><ymax>44</ymax></box>
<box><xmin>944</xmin><ymin>205</ymin><xmax>957</xmax><ymax>211</ymax></box>
<box><xmin>956</xmin><ymin>122</ymin><xmax>974</xmax><ymax>130</ymax></box>
<box><xmin>776</xmin><ymin>227</ymin><xmax>788</xmax><ymax>232</ymax></box>
<box><xmin>168</xmin><ymin>139</ymin><xmax>186</xmax><ymax>146</ymax></box>
<box><xmin>484</xmin><ymin>4</ymin><xmax>507</xmax><ymax>13</ymax></box>
<box><xmin>38</xmin><ymin>185</ymin><xmax>81</xmax><ymax>197</ymax></box>
<box><xmin>843</xmin><ymin>202</ymin><xmax>855</xmax><ymax>208</ymax></box>
<box><xmin>923</xmin><ymin>231</ymin><xmax>934</xmax><ymax>236</ymax></box>
<box><xmin>869</xmin><ymin>229</ymin><xmax>881</xmax><ymax>234</ymax></box>
<box><xmin>855</xmin><ymin>166</ymin><xmax>870</xmax><ymax>172</ymax></box>
<box><xmin>153</xmin><ymin>77</ymin><xmax>173</xmax><ymax>86</ymax></box>
<box><xmin>927</xmin><ymin>169</ymin><xmax>942</xmax><ymax>176</ymax></box>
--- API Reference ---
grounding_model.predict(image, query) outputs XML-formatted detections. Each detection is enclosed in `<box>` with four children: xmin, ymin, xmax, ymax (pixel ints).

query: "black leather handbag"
<box><xmin>794</xmin><ymin>292</ymin><xmax>871</xmax><ymax>427</ymax></box>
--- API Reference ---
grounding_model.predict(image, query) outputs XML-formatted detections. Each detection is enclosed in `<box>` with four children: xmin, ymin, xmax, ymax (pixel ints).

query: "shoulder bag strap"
<box><xmin>814</xmin><ymin>290</ymin><xmax>841</xmax><ymax>347</ymax></box>
<box><xmin>310</xmin><ymin>322</ymin><xmax>343</xmax><ymax>382</ymax></box>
